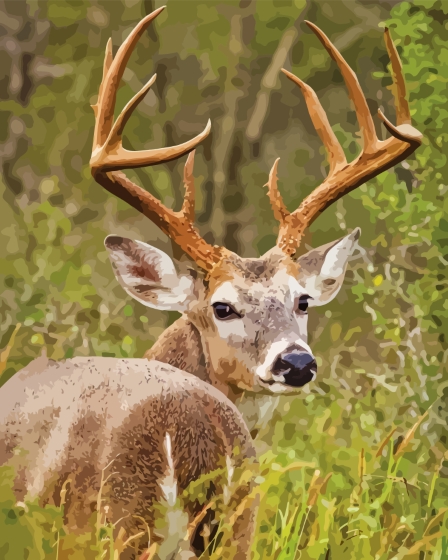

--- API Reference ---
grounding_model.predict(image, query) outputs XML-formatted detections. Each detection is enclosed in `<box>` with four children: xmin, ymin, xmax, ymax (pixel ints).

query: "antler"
<box><xmin>90</xmin><ymin>7</ymin><xmax>226</xmax><ymax>271</ymax></box>
<box><xmin>267</xmin><ymin>22</ymin><xmax>423</xmax><ymax>256</ymax></box>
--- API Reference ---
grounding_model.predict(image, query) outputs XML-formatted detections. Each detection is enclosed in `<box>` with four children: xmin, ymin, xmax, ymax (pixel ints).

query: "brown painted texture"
<box><xmin>0</xmin><ymin>356</ymin><xmax>255</xmax><ymax>558</ymax></box>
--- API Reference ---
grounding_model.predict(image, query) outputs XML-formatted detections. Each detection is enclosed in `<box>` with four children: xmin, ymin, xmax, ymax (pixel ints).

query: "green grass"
<box><xmin>252</xmin><ymin>444</ymin><xmax>447</xmax><ymax>560</ymax></box>
<box><xmin>1</xmin><ymin>330</ymin><xmax>447</xmax><ymax>559</ymax></box>
<box><xmin>1</xmin><ymin>429</ymin><xmax>447</xmax><ymax>560</ymax></box>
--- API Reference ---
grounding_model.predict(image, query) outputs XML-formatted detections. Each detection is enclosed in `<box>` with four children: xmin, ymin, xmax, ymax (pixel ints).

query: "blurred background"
<box><xmin>0</xmin><ymin>0</ymin><xmax>447</xmax><ymax>556</ymax></box>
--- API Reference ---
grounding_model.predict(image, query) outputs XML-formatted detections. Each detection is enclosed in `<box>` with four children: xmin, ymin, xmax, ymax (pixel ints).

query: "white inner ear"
<box><xmin>301</xmin><ymin>230</ymin><xmax>360</xmax><ymax>307</ymax></box>
<box><xmin>320</xmin><ymin>236</ymin><xmax>357</xmax><ymax>279</ymax></box>
<box><xmin>105</xmin><ymin>236</ymin><xmax>195</xmax><ymax>312</ymax></box>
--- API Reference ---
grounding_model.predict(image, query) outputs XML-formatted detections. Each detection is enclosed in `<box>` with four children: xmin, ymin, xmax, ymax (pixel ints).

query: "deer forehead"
<box><xmin>209</xmin><ymin>267</ymin><xmax>305</xmax><ymax>310</ymax></box>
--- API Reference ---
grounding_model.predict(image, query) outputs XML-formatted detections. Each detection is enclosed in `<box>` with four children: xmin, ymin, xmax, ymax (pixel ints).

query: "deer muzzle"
<box><xmin>272</xmin><ymin>348</ymin><xmax>317</xmax><ymax>387</ymax></box>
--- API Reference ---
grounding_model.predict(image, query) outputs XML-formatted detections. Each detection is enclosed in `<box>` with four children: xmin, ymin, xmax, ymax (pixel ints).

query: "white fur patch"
<box><xmin>214</xmin><ymin>318</ymin><xmax>247</xmax><ymax>340</ymax></box>
<box><xmin>255</xmin><ymin>336</ymin><xmax>314</xmax><ymax>381</ymax></box>
<box><xmin>258</xmin><ymin>395</ymin><xmax>281</xmax><ymax>428</ymax></box>
<box><xmin>269</xmin><ymin>268</ymin><xmax>307</xmax><ymax>312</ymax></box>
<box><xmin>265</xmin><ymin>379</ymin><xmax>313</xmax><ymax>394</ymax></box>
<box><xmin>320</xmin><ymin>236</ymin><xmax>355</xmax><ymax>278</ymax></box>
<box><xmin>159</xmin><ymin>433</ymin><xmax>177</xmax><ymax>507</ymax></box>
<box><xmin>154</xmin><ymin>433</ymin><xmax>191</xmax><ymax>560</ymax></box>
<box><xmin>223</xmin><ymin>454</ymin><xmax>234</xmax><ymax>505</ymax></box>
<box><xmin>236</xmin><ymin>394</ymin><xmax>281</xmax><ymax>432</ymax></box>
<box><xmin>210</xmin><ymin>281</ymin><xmax>241</xmax><ymax>307</ymax></box>
<box><xmin>210</xmin><ymin>281</ymin><xmax>247</xmax><ymax>339</ymax></box>
<box><xmin>303</xmin><ymin>232</ymin><xmax>359</xmax><ymax>307</ymax></box>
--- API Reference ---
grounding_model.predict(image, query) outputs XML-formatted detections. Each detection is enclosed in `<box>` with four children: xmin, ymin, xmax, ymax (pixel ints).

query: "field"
<box><xmin>1</xmin><ymin>361</ymin><xmax>447</xmax><ymax>559</ymax></box>
<box><xmin>1</xmin><ymin>0</ymin><xmax>447</xmax><ymax>558</ymax></box>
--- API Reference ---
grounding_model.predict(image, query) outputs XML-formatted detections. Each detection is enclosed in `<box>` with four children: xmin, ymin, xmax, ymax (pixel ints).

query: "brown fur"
<box><xmin>144</xmin><ymin>317</ymin><xmax>209</xmax><ymax>383</ymax></box>
<box><xmin>0</xmin><ymin>357</ymin><xmax>255</xmax><ymax>558</ymax></box>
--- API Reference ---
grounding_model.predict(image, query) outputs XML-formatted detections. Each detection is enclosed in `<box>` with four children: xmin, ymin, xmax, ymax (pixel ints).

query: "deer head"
<box><xmin>90</xmin><ymin>8</ymin><xmax>422</xmax><ymax>396</ymax></box>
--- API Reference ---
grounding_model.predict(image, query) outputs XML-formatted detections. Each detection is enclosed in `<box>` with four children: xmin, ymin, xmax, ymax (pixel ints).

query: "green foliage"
<box><xmin>0</xmin><ymin>0</ymin><xmax>447</xmax><ymax>558</ymax></box>
<box><xmin>0</xmin><ymin>467</ymin><xmax>61</xmax><ymax>560</ymax></box>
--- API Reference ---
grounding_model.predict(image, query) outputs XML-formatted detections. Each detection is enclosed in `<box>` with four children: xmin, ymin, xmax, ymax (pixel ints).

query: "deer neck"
<box><xmin>145</xmin><ymin>316</ymin><xmax>279</xmax><ymax>436</ymax></box>
<box><xmin>144</xmin><ymin>316</ymin><xmax>209</xmax><ymax>382</ymax></box>
<box><xmin>145</xmin><ymin>317</ymin><xmax>241</xmax><ymax>401</ymax></box>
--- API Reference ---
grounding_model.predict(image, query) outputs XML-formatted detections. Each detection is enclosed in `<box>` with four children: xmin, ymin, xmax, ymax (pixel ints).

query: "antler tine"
<box><xmin>383</xmin><ymin>27</ymin><xmax>410</xmax><ymax>126</ymax></box>
<box><xmin>91</xmin><ymin>6</ymin><xmax>211</xmax><ymax>172</ymax></box>
<box><xmin>377</xmin><ymin>28</ymin><xmax>421</xmax><ymax>148</ymax></box>
<box><xmin>93</xmin><ymin>6</ymin><xmax>165</xmax><ymax>150</ymax></box>
<box><xmin>92</xmin><ymin>38</ymin><xmax>113</xmax><ymax>126</ymax></box>
<box><xmin>281</xmin><ymin>69</ymin><xmax>346</xmax><ymax>174</ymax></box>
<box><xmin>95</xmin><ymin>111</ymin><xmax>212</xmax><ymax>172</ymax></box>
<box><xmin>180</xmin><ymin>150</ymin><xmax>196</xmax><ymax>222</ymax></box>
<box><xmin>266</xmin><ymin>157</ymin><xmax>290</xmax><ymax>224</ymax></box>
<box><xmin>106</xmin><ymin>73</ymin><xmax>158</xmax><ymax>151</ymax></box>
<box><xmin>306</xmin><ymin>21</ymin><xmax>378</xmax><ymax>154</ymax></box>
<box><xmin>90</xmin><ymin>9</ymin><xmax>226</xmax><ymax>272</ymax></box>
<box><xmin>271</xmin><ymin>25</ymin><xmax>422</xmax><ymax>257</ymax></box>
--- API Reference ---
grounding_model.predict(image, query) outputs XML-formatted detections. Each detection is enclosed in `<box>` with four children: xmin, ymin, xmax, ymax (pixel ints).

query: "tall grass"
<box><xmin>1</xmin><ymin>329</ymin><xmax>447</xmax><ymax>558</ymax></box>
<box><xmin>1</xmin><ymin>420</ymin><xmax>447</xmax><ymax>560</ymax></box>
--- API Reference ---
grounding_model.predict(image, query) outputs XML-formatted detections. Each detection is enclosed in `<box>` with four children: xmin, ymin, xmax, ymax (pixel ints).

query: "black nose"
<box><xmin>272</xmin><ymin>351</ymin><xmax>317</xmax><ymax>387</ymax></box>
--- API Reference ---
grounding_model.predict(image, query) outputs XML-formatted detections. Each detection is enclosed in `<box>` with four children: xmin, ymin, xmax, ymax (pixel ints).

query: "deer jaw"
<box><xmin>105</xmin><ymin>230</ymin><xmax>360</xmax><ymax>400</ymax></box>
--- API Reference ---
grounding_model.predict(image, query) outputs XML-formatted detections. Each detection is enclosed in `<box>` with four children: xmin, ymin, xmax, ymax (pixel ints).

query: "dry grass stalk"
<box><xmin>114</xmin><ymin>526</ymin><xmax>145</xmax><ymax>559</ymax></box>
<box><xmin>139</xmin><ymin>542</ymin><xmax>158</xmax><ymax>560</ymax></box>
<box><xmin>423</xmin><ymin>507</ymin><xmax>447</xmax><ymax>537</ymax></box>
<box><xmin>226</xmin><ymin>490</ymin><xmax>257</xmax><ymax>526</ymax></box>
<box><xmin>358</xmin><ymin>448</ymin><xmax>366</xmax><ymax>480</ymax></box>
<box><xmin>186</xmin><ymin>501</ymin><xmax>213</xmax><ymax>541</ymax></box>
<box><xmin>406</xmin><ymin>532</ymin><xmax>442</xmax><ymax>555</ymax></box>
<box><xmin>394</xmin><ymin>409</ymin><xmax>430</xmax><ymax>458</ymax></box>
<box><xmin>376</xmin><ymin>427</ymin><xmax>397</xmax><ymax>458</ymax></box>
<box><xmin>307</xmin><ymin>471</ymin><xmax>333</xmax><ymax>507</ymax></box>
<box><xmin>272</xmin><ymin>461</ymin><xmax>316</xmax><ymax>474</ymax></box>
<box><xmin>0</xmin><ymin>323</ymin><xmax>21</xmax><ymax>380</ymax></box>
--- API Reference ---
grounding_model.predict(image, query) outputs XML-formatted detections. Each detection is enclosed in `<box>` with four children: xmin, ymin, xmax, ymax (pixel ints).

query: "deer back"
<box><xmin>0</xmin><ymin>357</ymin><xmax>255</xmax><ymax>556</ymax></box>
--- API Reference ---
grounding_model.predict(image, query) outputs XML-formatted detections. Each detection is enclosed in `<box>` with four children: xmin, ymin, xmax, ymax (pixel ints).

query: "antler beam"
<box><xmin>90</xmin><ymin>7</ymin><xmax>225</xmax><ymax>271</ymax></box>
<box><xmin>268</xmin><ymin>22</ymin><xmax>422</xmax><ymax>256</ymax></box>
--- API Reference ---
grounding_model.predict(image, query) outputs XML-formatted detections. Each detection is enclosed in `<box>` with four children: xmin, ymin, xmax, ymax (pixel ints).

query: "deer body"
<box><xmin>0</xmin><ymin>6</ymin><xmax>423</xmax><ymax>559</ymax></box>
<box><xmin>0</xmin><ymin>356</ymin><xmax>255</xmax><ymax>559</ymax></box>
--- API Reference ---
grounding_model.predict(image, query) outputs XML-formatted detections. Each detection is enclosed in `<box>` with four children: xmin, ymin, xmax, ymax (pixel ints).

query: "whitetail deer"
<box><xmin>0</xmin><ymin>7</ymin><xmax>422</xmax><ymax>560</ymax></box>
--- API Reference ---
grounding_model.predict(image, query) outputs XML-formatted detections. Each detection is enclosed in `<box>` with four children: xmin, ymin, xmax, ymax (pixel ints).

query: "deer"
<box><xmin>0</xmin><ymin>6</ymin><xmax>422</xmax><ymax>560</ymax></box>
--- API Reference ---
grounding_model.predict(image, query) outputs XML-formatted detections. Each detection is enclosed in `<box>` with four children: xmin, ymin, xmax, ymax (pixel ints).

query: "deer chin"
<box><xmin>255</xmin><ymin>377</ymin><xmax>313</xmax><ymax>395</ymax></box>
<box><xmin>228</xmin><ymin>371</ymin><xmax>315</xmax><ymax>395</ymax></box>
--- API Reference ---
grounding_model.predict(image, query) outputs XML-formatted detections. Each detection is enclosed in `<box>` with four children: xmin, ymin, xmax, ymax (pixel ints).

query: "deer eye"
<box><xmin>297</xmin><ymin>295</ymin><xmax>311</xmax><ymax>314</ymax></box>
<box><xmin>212</xmin><ymin>302</ymin><xmax>241</xmax><ymax>321</ymax></box>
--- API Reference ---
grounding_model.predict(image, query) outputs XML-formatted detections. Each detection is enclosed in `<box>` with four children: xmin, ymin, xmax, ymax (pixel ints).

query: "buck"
<box><xmin>0</xmin><ymin>7</ymin><xmax>422</xmax><ymax>560</ymax></box>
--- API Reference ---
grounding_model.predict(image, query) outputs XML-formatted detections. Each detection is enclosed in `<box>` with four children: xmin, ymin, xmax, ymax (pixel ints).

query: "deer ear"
<box><xmin>297</xmin><ymin>228</ymin><xmax>360</xmax><ymax>307</ymax></box>
<box><xmin>105</xmin><ymin>236</ymin><xmax>195</xmax><ymax>311</ymax></box>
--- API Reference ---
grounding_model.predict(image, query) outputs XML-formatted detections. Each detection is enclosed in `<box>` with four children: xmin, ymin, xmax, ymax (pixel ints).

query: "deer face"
<box><xmin>105</xmin><ymin>228</ymin><xmax>359</xmax><ymax>395</ymax></box>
